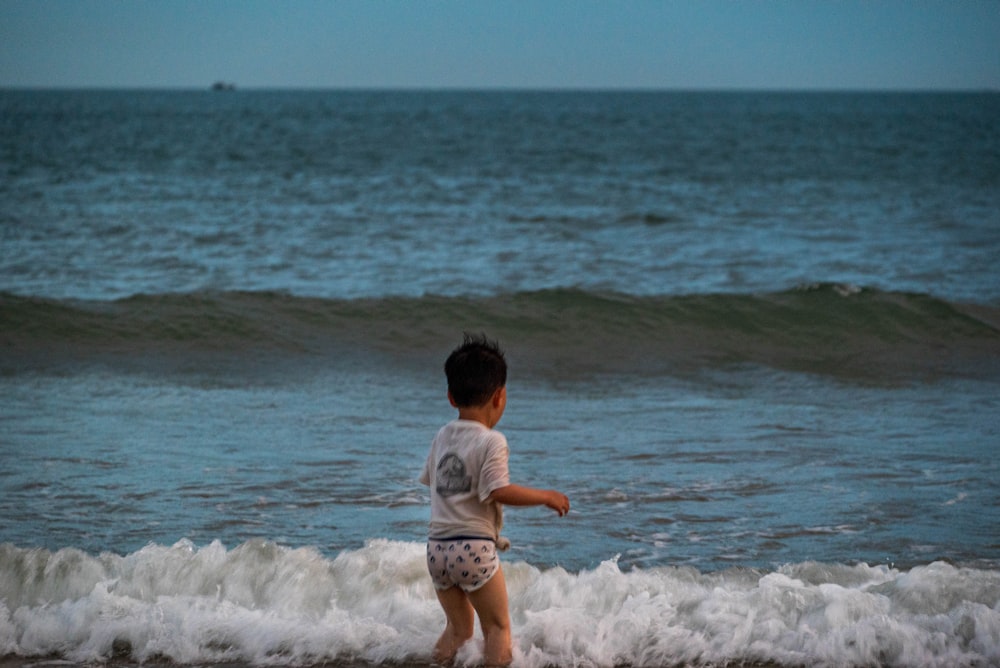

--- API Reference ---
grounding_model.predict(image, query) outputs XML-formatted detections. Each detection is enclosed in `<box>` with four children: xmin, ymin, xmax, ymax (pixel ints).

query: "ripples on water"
<box><xmin>3</xmin><ymin>364</ymin><xmax>996</xmax><ymax>573</ymax></box>
<box><xmin>2</xmin><ymin>91</ymin><xmax>998</xmax><ymax>302</ymax></box>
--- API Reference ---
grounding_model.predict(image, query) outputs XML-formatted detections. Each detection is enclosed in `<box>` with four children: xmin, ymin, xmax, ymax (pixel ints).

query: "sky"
<box><xmin>1</xmin><ymin>0</ymin><xmax>998</xmax><ymax>91</ymax></box>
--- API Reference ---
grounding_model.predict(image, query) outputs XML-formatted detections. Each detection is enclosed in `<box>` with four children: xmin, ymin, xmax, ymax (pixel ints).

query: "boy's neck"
<box><xmin>456</xmin><ymin>406</ymin><xmax>495</xmax><ymax>428</ymax></box>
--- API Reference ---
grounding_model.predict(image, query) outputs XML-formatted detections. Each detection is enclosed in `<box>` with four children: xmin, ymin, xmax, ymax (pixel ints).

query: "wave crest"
<box><xmin>2</xmin><ymin>286</ymin><xmax>998</xmax><ymax>381</ymax></box>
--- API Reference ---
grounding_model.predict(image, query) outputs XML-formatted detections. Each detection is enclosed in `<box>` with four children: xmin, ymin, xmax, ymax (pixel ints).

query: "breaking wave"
<box><xmin>2</xmin><ymin>285</ymin><xmax>998</xmax><ymax>381</ymax></box>
<box><xmin>1</xmin><ymin>539</ymin><xmax>998</xmax><ymax>667</ymax></box>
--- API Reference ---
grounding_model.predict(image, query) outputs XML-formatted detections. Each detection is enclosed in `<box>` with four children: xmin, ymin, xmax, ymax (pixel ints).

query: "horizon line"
<box><xmin>2</xmin><ymin>84</ymin><xmax>997</xmax><ymax>94</ymax></box>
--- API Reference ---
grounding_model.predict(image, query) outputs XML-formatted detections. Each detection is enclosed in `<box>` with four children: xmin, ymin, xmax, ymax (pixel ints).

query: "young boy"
<box><xmin>420</xmin><ymin>334</ymin><xmax>570</xmax><ymax>667</ymax></box>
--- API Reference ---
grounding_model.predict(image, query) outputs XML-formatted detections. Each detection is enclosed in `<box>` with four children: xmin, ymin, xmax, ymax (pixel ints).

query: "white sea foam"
<box><xmin>1</xmin><ymin>540</ymin><xmax>999</xmax><ymax>667</ymax></box>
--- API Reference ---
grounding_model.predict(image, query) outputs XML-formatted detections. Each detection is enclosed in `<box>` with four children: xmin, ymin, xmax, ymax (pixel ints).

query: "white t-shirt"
<box><xmin>420</xmin><ymin>419</ymin><xmax>510</xmax><ymax>540</ymax></box>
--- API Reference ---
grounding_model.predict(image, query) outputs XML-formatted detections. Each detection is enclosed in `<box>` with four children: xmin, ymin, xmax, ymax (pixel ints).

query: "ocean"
<box><xmin>1</xmin><ymin>89</ymin><xmax>999</xmax><ymax>667</ymax></box>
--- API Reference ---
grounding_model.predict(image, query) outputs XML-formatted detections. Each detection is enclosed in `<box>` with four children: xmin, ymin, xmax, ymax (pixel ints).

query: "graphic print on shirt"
<box><xmin>436</xmin><ymin>453</ymin><xmax>472</xmax><ymax>497</ymax></box>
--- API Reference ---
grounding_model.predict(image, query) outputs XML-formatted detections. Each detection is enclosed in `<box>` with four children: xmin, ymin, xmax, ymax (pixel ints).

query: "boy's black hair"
<box><xmin>445</xmin><ymin>333</ymin><xmax>507</xmax><ymax>407</ymax></box>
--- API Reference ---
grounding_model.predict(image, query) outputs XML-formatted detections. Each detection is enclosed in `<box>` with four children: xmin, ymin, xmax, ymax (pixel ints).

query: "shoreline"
<box><xmin>0</xmin><ymin>656</ymin><xmax>795</xmax><ymax>668</ymax></box>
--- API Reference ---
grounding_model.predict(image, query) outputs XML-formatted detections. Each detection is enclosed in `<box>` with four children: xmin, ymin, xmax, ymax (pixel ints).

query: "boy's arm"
<box><xmin>488</xmin><ymin>484</ymin><xmax>570</xmax><ymax>516</ymax></box>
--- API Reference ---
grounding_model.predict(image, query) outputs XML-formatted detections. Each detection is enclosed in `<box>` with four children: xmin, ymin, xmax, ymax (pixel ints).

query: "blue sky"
<box><xmin>2</xmin><ymin>0</ymin><xmax>998</xmax><ymax>90</ymax></box>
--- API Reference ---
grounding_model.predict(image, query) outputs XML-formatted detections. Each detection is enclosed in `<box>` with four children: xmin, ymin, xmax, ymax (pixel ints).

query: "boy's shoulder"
<box><xmin>437</xmin><ymin>420</ymin><xmax>506</xmax><ymax>447</ymax></box>
<box><xmin>438</xmin><ymin>419</ymin><xmax>491</xmax><ymax>437</ymax></box>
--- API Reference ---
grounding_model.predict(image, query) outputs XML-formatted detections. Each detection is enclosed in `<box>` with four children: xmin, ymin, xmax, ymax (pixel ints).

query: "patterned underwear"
<box><xmin>426</xmin><ymin>538</ymin><xmax>500</xmax><ymax>592</ymax></box>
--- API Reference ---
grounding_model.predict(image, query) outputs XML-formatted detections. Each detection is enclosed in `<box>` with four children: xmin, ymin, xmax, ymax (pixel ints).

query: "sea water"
<box><xmin>1</xmin><ymin>90</ymin><xmax>999</xmax><ymax>666</ymax></box>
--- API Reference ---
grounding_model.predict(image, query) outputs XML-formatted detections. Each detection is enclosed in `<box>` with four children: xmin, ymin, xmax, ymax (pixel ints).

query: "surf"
<box><xmin>2</xmin><ymin>539</ymin><xmax>998</xmax><ymax>667</ymax></box>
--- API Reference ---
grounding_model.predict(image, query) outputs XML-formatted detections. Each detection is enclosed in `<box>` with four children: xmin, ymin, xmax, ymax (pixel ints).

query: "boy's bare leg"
<box><xmin>433</xmin><ymin>586</ymin><xmax>475</xmax><ymax>664</ymax></box>
<box><xmin>467</xmin><ymin>566</ymin><xmax>513</xmax><ymax>667</ymax></box>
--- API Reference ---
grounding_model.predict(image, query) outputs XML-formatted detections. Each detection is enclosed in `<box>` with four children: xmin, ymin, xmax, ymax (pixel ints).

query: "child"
<box><xmin>420</xmin><ymin>334</ymin><xmax>570</xmax><ymax>666</ymax></box>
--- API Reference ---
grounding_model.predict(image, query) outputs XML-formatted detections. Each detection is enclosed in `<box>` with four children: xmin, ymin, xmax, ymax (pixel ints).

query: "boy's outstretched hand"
<box><xmin>544</xmin><ymin>490</ymin><xmax>570</xmax><ymax>516</ymax></box>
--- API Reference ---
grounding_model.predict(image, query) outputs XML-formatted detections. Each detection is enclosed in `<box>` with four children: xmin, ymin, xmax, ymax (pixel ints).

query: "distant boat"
<box><xmin>211</xmin><ymin>81</ymin><xmax>236</xmax><ymax>91</ymax></box>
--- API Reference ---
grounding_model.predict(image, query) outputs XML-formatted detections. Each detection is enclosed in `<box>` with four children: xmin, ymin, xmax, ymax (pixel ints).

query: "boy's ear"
<box><xmin>447</xmin><ymin>391</ymin><xmax>458</xmax><ymax>408</ymax></box>
<box><xmin>492</xmin><ymin>386</ymin><xmax>506</xmax><ymax>407</ymax></box>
